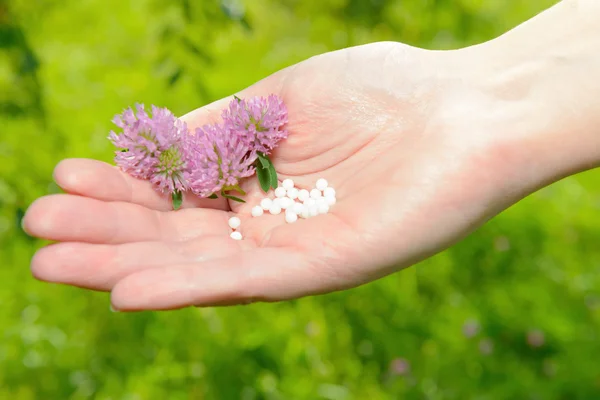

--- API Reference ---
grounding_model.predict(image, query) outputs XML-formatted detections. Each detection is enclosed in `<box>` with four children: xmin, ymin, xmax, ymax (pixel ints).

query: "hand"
<box><xmin>20</xmin><ymin>37</ymin><xmax>579</xmax><ymax>311</ymax></box>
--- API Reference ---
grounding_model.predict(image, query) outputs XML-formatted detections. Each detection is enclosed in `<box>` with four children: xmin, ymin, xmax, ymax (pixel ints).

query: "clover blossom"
<box><xmin>222</xmin><ymin>94</ymin><xmax>288</xmax><ymax>154</ymax></box>
<box><xmin>108</xmin><ymin>95</ymin><xmax>288</xmax><ymax>208</ymax></box>
<box><xmin>185</xmin><ymin>124</ymin><xmax>256</xmax><ymax>198</ymax></box>
<box><xmin>108</xmin><ymin>104</ymin><xmax>190</xmax><ymax>194</ymax></box>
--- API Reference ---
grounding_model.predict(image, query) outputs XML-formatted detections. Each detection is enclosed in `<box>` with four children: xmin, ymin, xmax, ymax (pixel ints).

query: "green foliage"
<box><xmin>257</xmin><ymin>153</ymin><xmax>278</xmax><ymax>193</ymax></box>
<box><xmin>172</xmin><ymin>191</ymin><xmax>183</xmax><ymax>210</ymax></box>
<box><xmin>2</xmin><ymin>0</ymin><xmax>600</xmax><ymax>398</ymax></box>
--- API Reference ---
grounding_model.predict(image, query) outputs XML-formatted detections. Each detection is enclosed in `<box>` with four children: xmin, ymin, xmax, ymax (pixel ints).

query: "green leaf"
<box><xmin>256</xmin><ymin>152</ymin><xmax>278</xmax><ymax>192</ymax></box>
<box><xmin>222</xmin><ymin>184</ymin><xmax>246</xmax><ymax>196</ymax></box>
<box><xmin>257</xmin><ymin>152</ymin><xmax>270</xmax><ymax>169</ymax></box>
<box><xmin>221</xmin><ymin>191</ymin><xmax>246</xmax><ymax>203</ymax></box>
<box><xmin>268</xmin><ymin>162</ymin><xmax>278</xmax><ymax>189</ymax></box>
<box><xmin>256</xmin><ymin>161</ymin><xmax>271</xmax><ymax>193</ymax></box>
<box><xmin>172</xmin><ymin>190</ymin><xmax>183</xmax><ymax>210</ymax></box>
<box><xmin>207</xmin><ymin>193</ymin><xmax>218</xmax><ymax>199</ymax></box>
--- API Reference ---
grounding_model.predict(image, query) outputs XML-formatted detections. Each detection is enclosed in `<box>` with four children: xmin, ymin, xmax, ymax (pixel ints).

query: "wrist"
<box><xmin>448</xmin><ymin>0</ymin><xmax>600</xmax><ymax>199</ymax></box>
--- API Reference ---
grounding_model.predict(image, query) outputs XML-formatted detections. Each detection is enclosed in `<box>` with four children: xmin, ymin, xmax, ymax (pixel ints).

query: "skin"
<box><xmin>22</xmin><ymin>0</ymin><xmax>600</xmax><ymax>311</ymax></box>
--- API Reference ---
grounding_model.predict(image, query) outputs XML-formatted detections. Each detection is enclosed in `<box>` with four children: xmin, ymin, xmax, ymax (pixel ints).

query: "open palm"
<box><xmin>24</xmin><ymin>42</ymin><xmax>519</xmax><ymax>311</ymax></box>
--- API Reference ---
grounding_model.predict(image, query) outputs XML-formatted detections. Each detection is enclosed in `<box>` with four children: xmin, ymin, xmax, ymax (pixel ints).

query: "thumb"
<box><xmin>178</xmin><ymin>68</ymin><xmax>290</xmax><ymax>127</ymax></box>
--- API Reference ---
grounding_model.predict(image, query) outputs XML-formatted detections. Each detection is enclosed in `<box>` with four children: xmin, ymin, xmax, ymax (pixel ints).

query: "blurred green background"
<box><xmin>2</xmin><ymin>0</ymin><xmax>600</xmax><ymax>398</ymax></box>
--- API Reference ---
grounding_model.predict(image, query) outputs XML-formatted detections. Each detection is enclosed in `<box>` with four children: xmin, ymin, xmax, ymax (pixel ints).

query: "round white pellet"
<box><xmin>310</xmin><ymin>189</ymin><xmax>322</xmax><ymax>199</ymax></box>
<box><xmin>304</xmin><ymin>198</ymin><xmax>316</xmax><ymax>207</ymax></box>
<box><xmin>318</xmin><ymin>203</ymin><xmax>330</xmax><ymax>214</ymax></box>
<box><xmin>285</xmin><ymin>207</ymin><xmax>296</xmax><ymax>216</ymax></box>
<box><xmin>300</xmin><ymin>208</ymin><xmax>310</xmax><ymax>219</ymax></box>
<box><xmin>260</xmin><ymin>198</ymin><xmax>273</xmax><ymax>210</ymax></box>
<box><xmin>287</xmin><ymin>187</ymin><xmax>299</xmax><ymax>200</ymax></box>
<box><xmin>316</xmin><ymin>178</ymin><xmax>328</xmax><ymax>191</ymax></box>
<box><xmin>279</xmin><ymin>197</ymin><xmax>293</xmax><ymax>210</ymax></box>
<box><xmin>323</xmin><ymin>187</ymin><xmax>336</xmax><ymax>198</ymax></box>
<box><xmin>272</xmin><ymin>197</ymin><xmax>282</xmax><ymax>207</ymax></box>
<box><xmin>315</xmin><ymin>197</ymin><xmax>326</xmax><ymax>206</ymax></box>
<box><xmin>269</xmin><ymin>203</ymin><xmax>282</xmax><ymax>215</ymax></box>
<box><xmin>230</xmin><ymin>231</ymin><xmax>242</xmax><ymax>240</ymax></box>
<box><xmin>308</xmin><ymin>205</ymin><xmax>319</xmax><ymax>217</ymax></box>
<box><xmin>285</xmin><ymin>212</ymin><xmax>298</xmax><ymax>224</ymax></box>
<box><xmin>298</xmin><ymin>189</ymin><xmax>310</xmax><ymax>202</ymax></box>
<box><xmin>275</xmin><ymin>187</ymin><xmax>287</xmax><ymax>198</ymax></box>
<box><xmin>228</xmin><ymin>216</ymin><xmax>241</xmax><ymax>229</ymax></box>
<box><xmin>292</xmin><ymin>202</ymin><xmax>304</xmax><ymax>215</ymax></box>
<box><xmin>251</xmin><ymin>205</ymin><xmax>264</xmax><ymax>217</ymax></box>
<box><xmin>282</xmin><ymin>179</ymin><xmax>294</xmax><ymax>190</ymax></box>
<box><xmin>325</xmin><ymin>196</ymin><xmax>337</xmax><ymax>206</ymax></box>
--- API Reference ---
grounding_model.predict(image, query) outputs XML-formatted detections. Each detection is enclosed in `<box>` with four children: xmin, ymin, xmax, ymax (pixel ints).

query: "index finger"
<box><xmin>53</xmin><ymin>158</ymin><xmax>229</xmax><ymax>211</ymax></box>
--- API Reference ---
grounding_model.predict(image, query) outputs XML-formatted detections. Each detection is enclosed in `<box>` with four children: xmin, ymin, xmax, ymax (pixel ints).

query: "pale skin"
<box><xmin>22</xmin><ymin>0</ymin><xmax>600</xmax><ymax>311</ymax></box>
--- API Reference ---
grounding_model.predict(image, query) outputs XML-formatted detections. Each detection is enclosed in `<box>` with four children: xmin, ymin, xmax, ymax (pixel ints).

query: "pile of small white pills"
<box><xmin>227</xmin><ymin>178</ymin><xmax>337</xmax><ymax>240</ymax></box>
<box><xmin>252</xmin><ymin>178</ymin><xmax>336</xmax><ymax>224</ymax></box>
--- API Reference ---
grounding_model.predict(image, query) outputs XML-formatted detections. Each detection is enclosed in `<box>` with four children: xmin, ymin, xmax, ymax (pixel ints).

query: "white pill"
<box><xmin>308</xmin><ymin>205</ymin><xmax>319</xmax><ymax>217</ymax></box>
<box><xmin>310</xmin><ymin>189</ymin><xmax>322</xmax><ymax>199</ymax></box>
<box><xmin>230</xmin><ymin>231</ymin><xmax>242</xmax><ymax>240</ymax></box>
<box><xmin>323</xmin><ymin>187</ymin><xmax>336</xmax><ymax>198</ymax></box>
<box><xmin>285</xmin><ymin>212</ymin><xmax>298</xmax><ymax>224</ymax></box>
<box><xmin>318</xmin><ymin>203</ymin><xmax>330</xmax><ymax>214</ymax></box>
<box><xmin>228</xmin><ymin>216</ymin><xmax>241</xmax><ymax>229</ymax></box>
<box><xmin>275</xmin><ymin>187</ymin><xmax>287</xmax><ymax>198</ymax></box>
<box><xmin>260</xmin><ymin>198</ymin><xmax>273</xmax><ymax>210</ymax></box>
<box><xmin>272</xmin><ymin>197</ymin><xmax>282</xmax><ymax>207</ymax></box>
<box><xmin>316</xmin><ymin>178</ymin><xmax>328</xmax><ymax>191</ymax></box>
<box><xmin>282</xmin><ymin>179</ymin><xmax>294</xmax><ymax>190</ymax></box>
<box><xmin>325</xmin><ymin>196</ymin><xmax>337</xmax><ymax>206</ymax></box>
<box><xmin>287</xmin><ymin>187</ymin><xmax>299</xmax><ymax>200</ymax></box>
<box><xmin>251</xmin><ymin>205</ymin><xmax>263</xmax><ymax>217</ymax></box>
<box><xmin>269</xmin><ymin>203</ymin><xmax>282</xmax><ymax>215</ymax></box>
<box><xmin>292</xmin><ymin>202</ymin><xmax>304</xmax><ymax>215</ymax></box>
<box><xmin>304</xmin><ymin>198</ymin><xmax>316</xmax><ymax>207</ymax></box>
<box><xmin>300</xmin><ymin>208</ymin><xmax>310</xmax><ymax>219</ymax></box>
<box><xmin>279</xmin><ymin>197</ymin><xmax>293</xmax><ymax>210</ymax></box>
<box><xmin>315</xmin><ymin>197</ymin><xmax>326</xmax><ymax>206</ymax></box>
<box><xmin>297</xmin><ymin>189</ymin><xmax>310</xmax><ymax>202</ymax></box>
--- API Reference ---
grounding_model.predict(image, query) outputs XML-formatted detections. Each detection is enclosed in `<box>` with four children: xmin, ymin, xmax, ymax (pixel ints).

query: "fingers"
<box><xmin>53</xmin><ymin>159</ymin><xmax>229</xmax><ymax>211</ymax></box>
<box><xmin>22</xmin><ymin>194</ymin><xmax>229</xmax><ymax>244</ymax></box>
<box><xmin>30</xmin><ymin>236</ymin><xmax>245</xmax><ymax>291</ymax></box>
<box><xmin>110</xmin><ymin>248</ymin><xmax>346</xmax><ymax>311</ymax></box>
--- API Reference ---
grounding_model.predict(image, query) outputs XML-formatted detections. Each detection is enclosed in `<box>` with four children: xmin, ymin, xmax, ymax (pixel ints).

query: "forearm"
<box><xmin>462</xmin><ymin>0</ymin><xmax>600</xmax><ymax>188</ymax></box>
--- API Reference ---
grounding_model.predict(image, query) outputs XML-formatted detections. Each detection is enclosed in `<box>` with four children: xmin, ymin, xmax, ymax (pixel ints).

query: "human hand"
<box><xmin>23</xmin><ymin>4</ymin><xmax>600</xmax><ymax>311</ymax></box>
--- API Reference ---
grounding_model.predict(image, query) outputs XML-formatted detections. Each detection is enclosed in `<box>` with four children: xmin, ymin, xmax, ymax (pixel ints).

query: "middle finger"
<box><xmin>23</xmin><ymin>194</ymin><xmax>229</xmax><ymax>244</ymax></box>
<box><xmin>30</xmin><ymin>235</ymin><xmax>247</xmax><ymax>291</ymax></box>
